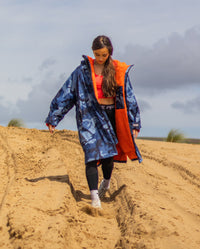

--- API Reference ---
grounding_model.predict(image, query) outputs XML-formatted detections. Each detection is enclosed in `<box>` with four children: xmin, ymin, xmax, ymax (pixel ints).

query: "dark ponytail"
<box><xmin>92</xmin><ymin>35</ymin><xmax>118</xmax><ymax>97</ymax></box>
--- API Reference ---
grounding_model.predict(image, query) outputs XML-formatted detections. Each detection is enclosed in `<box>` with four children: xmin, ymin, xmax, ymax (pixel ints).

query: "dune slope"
<box><xmin>0</xmin><ymin>126</ymin><xmax>200</xmax><ymax>249</ymax></box>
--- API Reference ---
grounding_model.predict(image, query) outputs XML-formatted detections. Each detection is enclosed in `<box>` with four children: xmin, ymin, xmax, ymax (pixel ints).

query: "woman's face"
<box><xmin>93</xmin><ymin>47</ymin><xmax>109</xmax><ymax>65</ymax></box>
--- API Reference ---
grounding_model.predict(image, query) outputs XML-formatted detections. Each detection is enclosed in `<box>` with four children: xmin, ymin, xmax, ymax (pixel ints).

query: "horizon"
<box><xmin>1</xmin><ymin>123</ymin><xmax>200</xmax><ymax>142</ymax></box>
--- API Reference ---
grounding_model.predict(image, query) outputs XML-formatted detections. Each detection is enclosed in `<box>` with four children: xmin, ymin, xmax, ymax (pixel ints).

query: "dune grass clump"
<box><xmin>166</xmin><ymin>129</ymin><xmax>185</xmax><ymax>143</ymax></box>
<box><xmin>7</xmin><ymin>118</ymin><xmax>25</xmax><ymax>128</ymax></box>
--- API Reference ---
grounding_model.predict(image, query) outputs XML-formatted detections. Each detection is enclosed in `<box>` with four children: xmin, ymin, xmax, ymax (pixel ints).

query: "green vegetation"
<box><xmin>7</xmin><ymin>119</ymin><xmax>25</xmax><ymax>128</ymax></box>
<box><xmin>166</xmin><ymin>129</ymin><xmax>185</xmax><ymax>143</ymax></box>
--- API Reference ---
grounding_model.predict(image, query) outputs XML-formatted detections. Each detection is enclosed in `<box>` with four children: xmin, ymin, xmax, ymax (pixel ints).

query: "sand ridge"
<box><xmin>0</xmin><ymin>126</ymin><xmax>200</xmax><ymax>248</ymax></box>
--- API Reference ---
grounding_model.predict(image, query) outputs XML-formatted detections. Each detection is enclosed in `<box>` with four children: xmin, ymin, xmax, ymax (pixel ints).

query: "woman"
<box><xmin>45</xmin><ymin>35</ymin><xmax>142</xmax><ymax>208</ymax></box>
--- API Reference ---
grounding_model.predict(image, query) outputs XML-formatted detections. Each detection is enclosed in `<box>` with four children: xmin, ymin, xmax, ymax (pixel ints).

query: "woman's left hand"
<box><xmin>47</xmin><ymin>124</ymin><xmax>55</xmax><ymax>134</ymax></box>
<box><xmin>133</xmin><ymin>129</ymin><xmax>139</xmax><ymax>138</ymax></box>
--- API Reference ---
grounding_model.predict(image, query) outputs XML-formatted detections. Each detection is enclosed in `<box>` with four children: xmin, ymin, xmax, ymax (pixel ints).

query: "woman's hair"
<box><xmin>92</xmin><ymin>35</ymin><xmax>117</xmax><ymax>97</ymax></box>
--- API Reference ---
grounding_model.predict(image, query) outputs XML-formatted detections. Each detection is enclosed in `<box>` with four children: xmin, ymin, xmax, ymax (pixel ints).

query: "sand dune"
<box><xmin>0</xmin><ymin>126</ymin><xmax>200</xmax><ymax>249</ymax></box>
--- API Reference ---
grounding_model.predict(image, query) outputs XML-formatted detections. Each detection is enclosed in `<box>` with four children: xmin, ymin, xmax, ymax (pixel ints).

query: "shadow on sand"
<box><xmin>25</xmin><ymin>174</ymin><xmax>126</xmax><ymax>203</ymax></box>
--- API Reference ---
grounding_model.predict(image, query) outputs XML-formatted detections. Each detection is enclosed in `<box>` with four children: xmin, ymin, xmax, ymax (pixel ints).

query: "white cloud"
<box><xmin>0</xmin><ymin>82</ymin><xmax>32</xmax><ymax>104</ymax></box>
<box><xmin>0</xmin><ymin>97</ymin><xmax>13</xmax><ymax>124</ymax></box>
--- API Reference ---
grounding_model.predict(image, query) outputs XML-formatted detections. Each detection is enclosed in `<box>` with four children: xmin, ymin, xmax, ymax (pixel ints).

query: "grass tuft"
<box><xmin>166</xmin><ymin>129</ymin><xmax>185</xmax><ymax>143</ymax></box>
<box><xmin>7</xmin><ymin>119</ymin><xmax>25</xmax><ymax>128</ymax></box>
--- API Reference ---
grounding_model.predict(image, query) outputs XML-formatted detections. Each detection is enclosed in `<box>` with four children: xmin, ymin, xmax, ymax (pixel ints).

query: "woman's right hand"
<box><xmin>47</xmin><ymin>124</ymin><xmax>55</xmax><ymax>134</ymax></box>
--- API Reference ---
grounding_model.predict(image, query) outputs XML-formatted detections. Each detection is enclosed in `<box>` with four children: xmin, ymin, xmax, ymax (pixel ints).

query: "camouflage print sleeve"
<box><xmin>45</xmin><ymin>69</ymin><xmax>78</xmax><ymax>126</ymax></box>
<box><xmin>125</xmin><ymin>75</ymin><xmax>141</xmax><ymax>131</ymax></box>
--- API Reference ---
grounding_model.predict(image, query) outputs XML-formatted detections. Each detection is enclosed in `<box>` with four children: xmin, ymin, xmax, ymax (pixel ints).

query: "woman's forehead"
<box><xmin>93</xmin><ymin>47</ymin><xmax>109</xmax><ymax>54</ymax></box>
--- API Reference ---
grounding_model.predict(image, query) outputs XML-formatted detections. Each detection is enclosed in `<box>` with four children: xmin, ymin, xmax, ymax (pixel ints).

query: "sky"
<box><xmin>0</xmin><ymin>0</ymin><xmax>200</xmax><ymax>138</ymax></box>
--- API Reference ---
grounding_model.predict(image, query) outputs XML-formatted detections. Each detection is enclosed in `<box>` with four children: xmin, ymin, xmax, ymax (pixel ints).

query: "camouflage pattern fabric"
<box><xmin>45</xmin><ymin>55</ymin><xmax>142</xmax><ymax>164</ymax></box>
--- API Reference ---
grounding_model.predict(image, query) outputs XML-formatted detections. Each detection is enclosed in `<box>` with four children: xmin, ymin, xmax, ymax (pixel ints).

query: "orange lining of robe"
<box><xmin>87</xmin><ymin>57</ymin><xmax>99</xmax><ymax>100</ymax></box>
<box><xmin>87</xmin><ymin>56</ymin><xmax>138</xmax><ymax>162</ymax></box>
<box><xmin>113</xmin><ymin>60</ymin><xmax>138</xmax><ymax>161</ymax></box>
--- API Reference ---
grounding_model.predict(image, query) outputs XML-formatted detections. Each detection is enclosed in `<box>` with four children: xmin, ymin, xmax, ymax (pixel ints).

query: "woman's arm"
<box><xmin>45</xmin><ymin>69</ymin><xmax>78</xmax><ymax>127</ymax></box>
<box><xmin>125</xmin><ymin>75</ymin><xmax>141</xmax><ymax>133</ymax></box>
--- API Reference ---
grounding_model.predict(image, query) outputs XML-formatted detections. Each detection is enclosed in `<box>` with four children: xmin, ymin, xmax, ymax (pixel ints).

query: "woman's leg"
<box><xmin>99</xmin><ymin>105</ymin><xmax>116</xmax><ymax>198</ymax></box>
<box><xmin>99</xmin><ymin>157</ymin><xmax>114</xmax><ymax>198</ymax></box>
<box><xmin>85</xmin><ymin>160</ymin><xmax>101</xmax><ymax>208</ymax></box>
<box><xmin>101</xmin><ymin>157</ymin><xmax>114</xmax><ymax>180</ymax></box>
<box><xmin>85</xmin><ymin>160</ymin><xmax>98</xmax><ymax>190</ymax></box>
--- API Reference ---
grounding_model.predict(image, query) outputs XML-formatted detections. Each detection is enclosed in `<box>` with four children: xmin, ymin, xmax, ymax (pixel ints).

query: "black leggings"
<box><xmin>86</xmin><ymin>104</ymin><xmax>115</xmax><ymax>190</ymax></box>
<box><xmin>101</xmin><ymin>104</ymin><xmax>116</xmax><ymax>135</ymax></box>
<box><xmin>86</xmin><ymin>157</ymin><xmax>114</xmax><ymax>190</ymax></box>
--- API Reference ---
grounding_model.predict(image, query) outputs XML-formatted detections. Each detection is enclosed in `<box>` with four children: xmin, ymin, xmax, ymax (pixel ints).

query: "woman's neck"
<box><xmin>94</xmin><ymin>60</ymin><xmax>104</xmax><ymax>75</ymax></box>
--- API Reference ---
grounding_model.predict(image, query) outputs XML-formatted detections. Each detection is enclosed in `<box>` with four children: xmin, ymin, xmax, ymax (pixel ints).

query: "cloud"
<box><xmin>118</xmin><ymin>26</ymin><xmax>200</xmax><ymax>94</ymax></box>
<box><xmin>0</xmin><ymin>97</ymin><xmax>13</xmax><ymax>124</ymax></box>
<box><xmin>39</xmin><ymin>57</ymin><xmax>57</xmax><ymax>71</ymax></box>
<box><xmin>14</xmin><ymin>27</ymin><xmax>200</xmax><ymax>130</ymax></box>
<box><xmin>171</xmin><ymin>96</ymin><xmax>200</xmax><ymax>114</ymax></box>
<box><xmin>138</xmin><ymin>99</ymin><xmax>151</xmax><ymax>113</ymax></box>
<box><xmin>22</xmin><ymin>77</ymin><xmax>33</xmax><ymax>83</ymax></box>
<box><xmin>16</xmin><ymin>69</ymin><xmax>71</xmax><ymax>124</ymax></box>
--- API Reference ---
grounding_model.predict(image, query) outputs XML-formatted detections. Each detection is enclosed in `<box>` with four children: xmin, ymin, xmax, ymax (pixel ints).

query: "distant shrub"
<box><xmin>166</xmin><ymin>129</ymin><xmax>185</xmax><ymax>142</ymax></box>
<box><xmin>7</xmin><ymin>119</ymin><xmax>25</xmax><ymax>128</ymax></box>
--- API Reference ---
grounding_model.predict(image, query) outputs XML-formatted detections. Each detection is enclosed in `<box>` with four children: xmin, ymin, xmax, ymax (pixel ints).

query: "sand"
<box><xmin>0</xmin><ymin>125</ymin><xmax>200</xmax><ymax>249</ymax></box>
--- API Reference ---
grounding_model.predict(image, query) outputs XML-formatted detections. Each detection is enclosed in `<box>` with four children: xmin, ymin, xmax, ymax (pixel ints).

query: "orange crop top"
<box><xmin>95</xmin><ymin>74</ymin><xmax>114</xmax><ymax>99</ymax></box>
<box><xmin>95</xmin><ymin>74</ymin><xmax>104</xmax><ymax>98</ymax></box>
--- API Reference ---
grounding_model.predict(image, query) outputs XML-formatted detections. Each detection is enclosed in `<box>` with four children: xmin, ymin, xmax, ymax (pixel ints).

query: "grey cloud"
<box><xmin>13</xmin><ymin>53</ymin><xmax>79</xmax><ymax>128</ymax></box>
<box><xmin>171</xmin><ymin>96</ymin><xmax>200</xmax><ymax>114</ymax></box>
<box><xmin>39</xmin><ymin>57</ymin><xmax>57</xmax><ymax>71</ymax></box>
<box><xmin>138</xmin><ymin>99</ymin><xmax>151</xmax><ymax>112</ymax></box>
<box><xmin>16</xmin><ymin>71</ymin><xmax>73</xmax><ymax>124</ymax></box>
<box><xmin>22</xmin><ymin>77</ymin><xmax>33</xmax><ymax>83</ymax></box>
<box><xmin>119</xmin><ymin>26</ymin><xmax>200</xmax><ymax>94</ymax></box>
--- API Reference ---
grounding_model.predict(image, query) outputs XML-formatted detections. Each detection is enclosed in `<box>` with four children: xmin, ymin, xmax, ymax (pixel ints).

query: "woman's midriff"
<box><xmin>98</xmin><ymin>98</ymin><xmax>115</xmax><ymax>105</ymax></box>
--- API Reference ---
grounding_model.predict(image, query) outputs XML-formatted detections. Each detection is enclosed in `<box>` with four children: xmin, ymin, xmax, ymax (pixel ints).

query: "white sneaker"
<box><xmin>90</xmin><ymin>190</ymin><xmax>101</xmax><ymax>208</ymax></box>
<box><xmin>98</xmin><ymin>180</ymin><xmax>109</xmax><ymax>199</ymax></box>
<box><xmin>91</xmin><ymin>199</ymin><xmax>101</xmax><ymax>208</ymax></box>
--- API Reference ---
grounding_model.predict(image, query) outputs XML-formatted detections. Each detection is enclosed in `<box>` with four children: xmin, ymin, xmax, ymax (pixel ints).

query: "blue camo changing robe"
<box><xmin>45</xmin><ymin>55</ymin><xmax>142</xmax><ymax>164</ymax></box>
